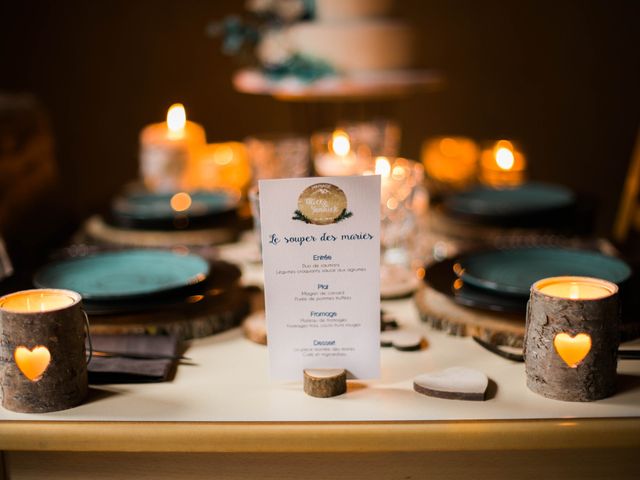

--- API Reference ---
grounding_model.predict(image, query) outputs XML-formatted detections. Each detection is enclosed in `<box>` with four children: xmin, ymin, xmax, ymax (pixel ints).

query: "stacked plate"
<box><xmin>424</xmin><ymin>247</ymin><xmax>632</xmax><ymax>314</ymax></box>
<box><xmin>443</xmin><ymin>182</ymin><xmax>576</xmax><ymax>227</ymax></box>
<box><xmin>108</xmin><ymin>189</ymin><xmax>240</xmax><ymax>230</ymax></box>
<box><xmin>34</xmin><ymin>250</ymin><xmax>240</xmax><ymax>315</ymax></box>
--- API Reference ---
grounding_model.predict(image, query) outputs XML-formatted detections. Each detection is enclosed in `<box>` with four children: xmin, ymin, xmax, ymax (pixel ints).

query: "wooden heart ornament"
<box><xmin>14</xmin><ymin>345</ymin><xmax>51</xmax><ymax>381</ymax></box>
<box><xmin>553</xmin><ymin>333</ymin><xmax>591</xmax><ymax>368</ymax></box>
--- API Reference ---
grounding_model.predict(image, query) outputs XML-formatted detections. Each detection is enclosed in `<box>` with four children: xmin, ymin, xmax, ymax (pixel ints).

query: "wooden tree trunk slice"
<box><xmin>88</xmin><ymin>287</ymin><xmax>250</xmax><ymax>341</ymax></box>
<box><xmin>84</xmin><ymin>215</ymin><xmax>238</xmax><ymax>248</ymax></box>
<box><xmin>413</xmin><ymin>283</ymin><xmax>525</xmax><ymax>348</ymax></box>
<box><xmin>303</xmin><ymin>369</ymin><xmax>347</xmax><ymax>398</ymax></box>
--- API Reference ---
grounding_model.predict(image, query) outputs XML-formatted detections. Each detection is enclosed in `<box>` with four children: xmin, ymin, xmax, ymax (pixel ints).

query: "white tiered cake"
<box><xmin>277</xmin><ymin>0</ymin><xmax>415</xmax><ymax>73</ymax></box>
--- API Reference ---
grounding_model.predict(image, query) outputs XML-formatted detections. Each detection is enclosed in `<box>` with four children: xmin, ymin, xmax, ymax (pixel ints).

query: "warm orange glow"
<box><xmin>14</xmin><ymin>345</ymin><xmax>51</xmax><ymax>381</ymax></box>
<box><xmin>479</xmin><ymin>139</ymin><xmax>527</xmax><ymax>187</ymax></box>
<box><xmin>1</xmin><ymin>291</ymin><xmax>75</xmax><ymax>313</ymax></box>
<box><xmin>422</xmin><ymin>136</ymin><xmax>480</xmax><ymax>187</ymax></box>
<box><xmin>375</xmin><ymin>156</ymin><xmax>391</xmax><ymax>177</ymax></box>
<box><xmin>170</xmin><ymin>192</ymin><xmax>192</xmax><ymax>212</ymax></box>
<box><xmin>196</xmin><ymin>142</ymin><xmax>251</xmax><ymax>191</ymax></box>
<box><xmin>214</xmin><ymin>145</ymin><xmax>234</xmax><ymax>165</ymax></box>
<box><xmin>167</xmin><ymin>103</ymin><xmax>187</xmax><ymax>138</ymax></box>
<box><xmin>331</xmin><ymin>130</ymin><xmax>351</xmax><ymax>157</ymax></box>
<box><xmin>537</xmin><ymin>280</ymin><xmax>615</xmax><ymax>300</ymax></box>
<box><xmin>553</xmin><ymin>333</ymin><xmax>592</xmax><ymax>368</ymax></box>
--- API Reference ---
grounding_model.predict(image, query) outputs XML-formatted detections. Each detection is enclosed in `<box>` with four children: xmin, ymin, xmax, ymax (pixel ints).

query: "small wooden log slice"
<box><xmin>303</xmin><ymin>369</ymin><xmax>347</xmax><ymax>398</ymax></box>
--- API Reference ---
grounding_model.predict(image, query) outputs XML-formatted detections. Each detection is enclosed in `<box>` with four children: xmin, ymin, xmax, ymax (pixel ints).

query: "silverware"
<box><xmin>90</xmin><ymin>350</ymin><xmax>190</xmax><ymax>361</ymax></box>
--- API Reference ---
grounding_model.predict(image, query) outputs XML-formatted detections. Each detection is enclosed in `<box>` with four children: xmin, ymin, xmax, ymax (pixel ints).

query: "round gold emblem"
<box><xmin>296</xmin><ymin>183</ymin><xmax>348</xmax><ymax>225</ymax></box>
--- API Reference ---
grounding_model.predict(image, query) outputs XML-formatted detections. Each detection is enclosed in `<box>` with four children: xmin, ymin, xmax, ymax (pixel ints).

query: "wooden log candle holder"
<box><xmin>0</xmin><ymin>289</ymin><xmax>89</xmax><ymax>413</ymax></box>
<box><xmin>524</xmin><ymin>276</ymin><xmax>619</xmax><ymax>402</ymax></box>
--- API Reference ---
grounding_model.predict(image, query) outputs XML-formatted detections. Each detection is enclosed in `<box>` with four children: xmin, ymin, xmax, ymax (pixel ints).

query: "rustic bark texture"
<box><xmin>0</xmin><ymin>298</ymin><xmax>88</xmax><ymax>413</ymax></box>
<box><xmin>88</xmin><ymin>285</ymin><xmax>249</xmax><ymax>341</ymax></box>
<box><xmin>303</xmin><ymin>369</ymin><xmax>347</xmax><ymax>398</ymax></box>
<box><xmin>413</xmin><ymin>284</ymin><xmax>525</xmax><ymax>347</ymax></box>
<box><xmin>524</xmin><ymin>288</ymin><xmax>619</xmax><ymax>402</ymax></box>
<box><xmin>84</xmin><ymin>215</ymin><xmax>237</xmax><ymax>248</ymax></box>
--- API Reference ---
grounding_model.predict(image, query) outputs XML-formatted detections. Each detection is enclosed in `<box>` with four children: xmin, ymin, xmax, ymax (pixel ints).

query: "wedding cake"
<box><xmin>256</xmin><ymin>0</ymin><xmax>415</xmax><ymax>75</ymax></box>
<box><xmin>216</xmin><ymin>0</ymin><xmax>416</xmax><ymax>82</ymax></box>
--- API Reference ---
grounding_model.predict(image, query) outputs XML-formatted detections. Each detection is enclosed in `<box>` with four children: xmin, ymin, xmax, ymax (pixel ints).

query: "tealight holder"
<box><xmin>0</xmin><ymin>289</ymin><xmax>90</xmax><ymax>413</ymax></box>
<box><xmin>524</xmin><ymin>276</ymin><xmax>619</xmax><ymax>402</ymax></box>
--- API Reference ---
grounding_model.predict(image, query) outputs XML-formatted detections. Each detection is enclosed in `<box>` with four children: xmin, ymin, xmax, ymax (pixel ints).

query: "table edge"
<box><xmin>1</xmin><ymin>418</ymin><xmax>639</xmax><ymax>453</ymax></box>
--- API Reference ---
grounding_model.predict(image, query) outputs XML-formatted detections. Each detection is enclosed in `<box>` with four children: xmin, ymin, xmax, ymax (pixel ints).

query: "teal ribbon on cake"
<box><xmin>264</xmin><ymin>54</ymin><xmax>335</xmax><ymax>82</ymax></box>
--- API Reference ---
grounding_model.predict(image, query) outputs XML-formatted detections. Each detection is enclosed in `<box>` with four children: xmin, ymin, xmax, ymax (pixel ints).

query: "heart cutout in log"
<box><xmin>553</xmin><ymin>333</ymin><xmax>591</xmax><ymax>368</ymax></box>
<box><xmin>14</xmin><ymin>345</ymin><xmax>51</xmax><ymax>381</ymax></box>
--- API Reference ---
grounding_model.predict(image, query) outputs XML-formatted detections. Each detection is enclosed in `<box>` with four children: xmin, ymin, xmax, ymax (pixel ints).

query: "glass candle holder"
<box><xmin>421</xmin><ymin>136</ymin><xmax>480</xmax><ymax>189</ymax></box>
<box><xmin>244</xmin><ymin>134</ymin><xmax>310</xmax><ymax>185</ymax></box>
<box><xmin>312</xmin><ymin>119</ymin><xmax>400</xmax><ymax>177</ymax></box>
<box><xmin>478</xmin><ymin>139</ymin><xmax>527</xmax><ymax>188</ymax></box>
<box><xmin>373</xmin><ymin>157</ymin><xmax>427</xmax><ymax>267</ymax></box>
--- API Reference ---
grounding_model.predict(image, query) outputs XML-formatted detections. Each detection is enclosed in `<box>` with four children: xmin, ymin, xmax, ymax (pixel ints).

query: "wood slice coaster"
<box><xmin>414</xmin><ymin>282</ymin><xmax>525</xmax><ymax>348</ymax></box>
<box><xmin>303</xmin><ymin>369</ymin><xmax>347</xmax><ymax>398</ymax></box>
<box><xmin>380</xmin><ymin>330</ymin><xmax>426</xmax><ymax>351</ymax></box>
<box><xmin>242</xmin><ymin>311</ymin><xmax>267</xmax><ymax>345</ymax></box>
<box><xmin>413</xmin><ymin>367</ymin><xmax>489</xmax><ymax>401</ymax></box>
<box><xmin>84</xmin><ymin>215</ymin><xmax>237</xmax><ymax>248</ymax></box>
<box><xmin>380</xmin><ymin>264</ymin><xmax>420</xmax><ymax>299</ymax></box>
<box><xmin>88</xmin><ymin>286</ymin><xmax>250</xmax><ymax>341</ymax></box>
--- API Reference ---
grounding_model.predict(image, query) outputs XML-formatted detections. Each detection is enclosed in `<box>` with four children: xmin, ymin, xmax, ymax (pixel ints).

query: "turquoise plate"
<box><xmin>34</xmin><ymin>250</ymin><xmax>210</xmax><ymax>300</ymax></box>
<box><xmin>113</xmin><ymin>190</ymin><xmax>238</xmax><ymax>221</ymax></box>
<box><xmin>445</xmin><ymin>182</ymin><xmax>575</xmax><ymax>217</ymax></box>
<box><xmin>458</xmin><ymin>248</ymin><xmax>632</xmax><ymax>297</ymax></box>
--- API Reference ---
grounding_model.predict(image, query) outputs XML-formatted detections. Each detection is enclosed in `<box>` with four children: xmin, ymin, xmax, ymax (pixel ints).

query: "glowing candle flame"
<box><xmin>170</xmin><ymin>192</ymin><xmax>192</xmax><ymax>212</ymax></box>
<box><xmin>569</xmin><ymin>283</ymin><xmax>580</xmax><ymax>300</ymax></box>
<box><xmin>495</xmin><ymin>147</ymin><xmax>515</xmax><ymax>171</ymax></box>
<box><xmin>331</xmin><ymin>130</ymin><xmax>351</xmax><ymax>157</ymax></box>
<box><xmin>375</xmin><ymin>156</ymin><xmax>391</xmax><ymax>177</ymax></box>
<box><xmin>167</xmin><ymin>103</ymin><xmax>186</xmax><ymax>138</ymax></box>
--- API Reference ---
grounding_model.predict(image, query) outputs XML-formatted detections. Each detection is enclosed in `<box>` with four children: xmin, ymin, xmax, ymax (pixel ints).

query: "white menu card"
<box><xmin>259</xmin><ymin>176</ymin><xmax>381</xmax><ymax>380</ymax></box>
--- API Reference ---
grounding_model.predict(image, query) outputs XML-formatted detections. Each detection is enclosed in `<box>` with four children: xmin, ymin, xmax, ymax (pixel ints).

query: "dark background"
<box><xmin>1</xmin><ymin>0</ymin><xmax>638</xmax><ymax>236</ymax></box>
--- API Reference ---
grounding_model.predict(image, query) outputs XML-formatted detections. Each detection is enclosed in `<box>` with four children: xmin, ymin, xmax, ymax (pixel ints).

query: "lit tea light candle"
<box><xmin>536</xmin><ymin>276</ymin><xmax>616</xmax><ymax>300</ymax></box>
<box><xmin>314</xmin><ymin>130</ymin><xmax>362</xmax><ymax>176</ymax></box>
<box><xmin>421</xmin><ymin>136</ymin><xmax>480</xmax><ymax>189</ymax></box>
<box><xmin>0</xmin><ymin>289</ymin><xmax>76</xmax><ymax>313</ymax></box>
<box><xmin>0</xmin><ymin>288</ymin><xmax>88</xmax><ymax>412</ymax></box>
<box><xmin>139</xmin><ymin>103</ymin><xmax>206</xmax><ymax>192</ymax></box>
<box><xmin>525</xmin><ymin>276</ymin><xmax>619</xmax><ymax>402</ymax></box>
<box><xmin>195</xmin><ymin>142</ymin><xmax>251</xmax><ymax>193</ymax></box>
<box><xmin>479</xmin><ymin>139</ymin><xmax>526</xmax><ymax>188</ymax></box>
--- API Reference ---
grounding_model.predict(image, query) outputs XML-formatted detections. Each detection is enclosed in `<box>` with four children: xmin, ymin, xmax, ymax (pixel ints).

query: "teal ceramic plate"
<box><xmin>113</xmin><ymin>190</ymin><xmax>239</xmax><ymax>222</ymax></box>
<box><xmin>458</xmin><ymin>248</ymin><xmax>632</xmax><ymax>297</ymax></box>
<box><xmin>445</xmin><ymin>182</ymin><xmax>575</xmax><ymax>217</ymax></box>
<box><xmin>34</xmin><ymin>250</ymin><xmax>210</xmax><ymax>300</ymax></box>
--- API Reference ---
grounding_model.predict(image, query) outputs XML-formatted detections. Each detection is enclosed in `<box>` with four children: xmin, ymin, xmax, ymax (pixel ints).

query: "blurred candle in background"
<box><xmin>139</xmin><ymin>103</ymin><xmax>206</xmax><ymax>192</ymax></box>
<box><xmin>421</xmin><ymin>136</ymin><xmax>480</xmax><ymax>189</ymax></box>
<box><xmin>313</xmin><ymin>129</ymin><xmax>360</xmax><ymax>176</ymax></box>
<box><xmin>195</xmin><ymin>142</ymin><xmax>251</xmax><ymax>194</ymax></box>
<box><xmin>479</xmin><ymin>139</ymin><xmax>527</xmax><ymax>188</ymax></box>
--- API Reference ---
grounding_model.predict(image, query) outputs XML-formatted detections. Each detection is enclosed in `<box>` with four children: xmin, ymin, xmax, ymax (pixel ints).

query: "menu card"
<box><xmin>259</xmin><ymin>176</ymin><xmax>381</xmax><ymax>380</ymax></box>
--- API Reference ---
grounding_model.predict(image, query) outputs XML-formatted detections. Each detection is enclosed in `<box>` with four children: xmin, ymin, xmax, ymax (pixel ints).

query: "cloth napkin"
<box><xmin>87</xmin><ymin>334</ymin><xmax>180</xmax><ymax>384</ymax></box>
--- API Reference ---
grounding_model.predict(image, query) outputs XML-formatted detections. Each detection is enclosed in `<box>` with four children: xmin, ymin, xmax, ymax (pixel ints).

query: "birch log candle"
<box><xmin>524</xmin><ymin>276</ymin><xmax>619</xmax><ymax>402</ymax></box>
<box><xmin>0</xmin><ymin>289</ymin><xmax>88</xmax><ymax>413</ymax></box>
